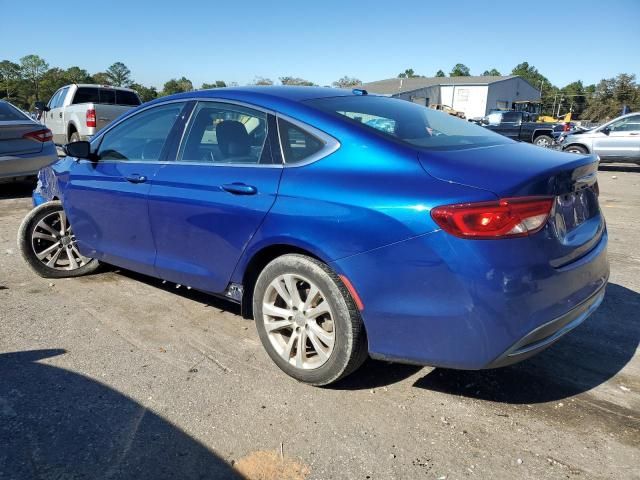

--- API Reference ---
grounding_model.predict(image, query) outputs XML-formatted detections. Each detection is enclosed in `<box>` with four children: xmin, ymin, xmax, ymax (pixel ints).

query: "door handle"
<box><xmin>125</xmin><ymin>174</ymin><xmax>147</xmax><ymax>184</ymax></box>
<box><xmin>221</xmin><ymin>183</ymin><xmax>257</xmax><ymax>195</ymax></box>
<box><xmin>59</xmin><ymin>112</ymin><xmax>62</xmax><ymax>118</ymax></box>
<box><xmin>629</xmin><ymin>132</ymin><xmax>639</xmax><ymax>136</ymax></box>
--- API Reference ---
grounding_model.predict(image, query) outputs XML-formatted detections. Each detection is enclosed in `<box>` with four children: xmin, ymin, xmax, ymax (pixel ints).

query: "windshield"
<box><xmin>306</xmin><ymin>95</ymin><xmax>511</xmax><ymax>150</ymax></box>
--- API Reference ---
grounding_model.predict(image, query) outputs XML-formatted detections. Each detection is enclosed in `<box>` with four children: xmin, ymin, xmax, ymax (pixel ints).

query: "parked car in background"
<box><xmin>560</xmin><ymin>112</ymin><xmax>640</xmax><ymax>164</ymax></box>
<box><xmin>482</xmin><ymin>110</ymin><xmax>556</xmax><ymax>147</ymax></box>
<box><xmin>35</xmin><ymin>84</ymin><xmax>141</xmax><ymax>144</ymax></box>
<box><xmin>0</xmin><ymin>100</ymin><xmax>57</xmax><ymax>183</ymax></box>
<box><xmin>19</xmin><ymin>87</ymin><xmax>608</xmax><ymax>386</ymax></box>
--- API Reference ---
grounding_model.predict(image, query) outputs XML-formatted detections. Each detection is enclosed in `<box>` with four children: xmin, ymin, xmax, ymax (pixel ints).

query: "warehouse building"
<box><xmin>358</xmin><ymin>75</ymin><xmax>541</xmax><ymax>119</ymax></box>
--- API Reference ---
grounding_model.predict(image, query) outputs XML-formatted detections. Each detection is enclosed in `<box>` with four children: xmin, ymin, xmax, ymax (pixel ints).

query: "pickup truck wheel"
<box><xmin>564</xmin><ymin>145</ymin><xmax>588</xmax><ymax>154</ymax></box>
<box><xmin>18</xmin><ymin>201</ymin><xmax>100</xmax><ymax>278</ymax></box>
<box><xmin>533</xmin><ymin>135</ymin><xmax>554</xmax><ymax>148</ymax></box>
<box><xmin>69</xmin><ymin>131</ymin><xmax>80</xmax><ymax>143</ymax></box>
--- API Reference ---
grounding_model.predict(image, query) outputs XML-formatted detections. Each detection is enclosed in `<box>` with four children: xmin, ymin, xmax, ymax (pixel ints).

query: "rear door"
<box><xmin>148</xmin><ymin>100</ymin><xmax>282</xmax><ymax>293</ymax></box>
<box><xmin>63</xmin><ymin>101</ymin><xmax>189</xmax><ymax>275</ymax></box>
<box><xmin>593</xmin><ymin>114</ymin><xmax>640</xmax><ymax>161</ymax></box>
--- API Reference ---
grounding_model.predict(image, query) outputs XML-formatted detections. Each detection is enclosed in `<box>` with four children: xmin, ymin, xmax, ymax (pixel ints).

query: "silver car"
<box><xmin>561</xmin><ymin>112</ymin><xmax>640</xmax><ymax>164</ymax></box>
<box><xmin>0</xmin><ymin>100</ymin><xmax>58</xmax><ymax>183</ymax></box>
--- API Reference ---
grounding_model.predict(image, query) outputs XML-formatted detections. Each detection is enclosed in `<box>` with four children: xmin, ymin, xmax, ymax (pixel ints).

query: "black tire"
<box><xmin>533</xmin><ymin>135</ymin><xmax>554</xmax><ymax>148</ymax></box>
<box><xmin>69</xmin><ymin>131</ymin><xmax>80</xmax><ymax>143</ymax></box>
<box><xmin>564</xmin><ymin>144</ymin><xmax>588</xmax><ymax>155</ymax></box>
<box><xmin>17</xmin><ymin>201</ymin><xmax>99</xmax><ymax>279</ymax></box>
<box><xmin>253</xmin><ymin>254</ymin><xmax>368</xmax><ymax>386</ymax></box>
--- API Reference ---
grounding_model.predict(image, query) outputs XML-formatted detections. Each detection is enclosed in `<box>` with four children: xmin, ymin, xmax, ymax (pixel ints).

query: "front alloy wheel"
<box><xmin>18</xmin><ymin>201</ymin><xmax>99</xmax><ymax>278</ymax></box>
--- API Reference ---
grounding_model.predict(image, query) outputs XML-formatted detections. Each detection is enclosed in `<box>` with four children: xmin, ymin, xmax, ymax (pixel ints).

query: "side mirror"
<box><xmin>64</xmin><ymin>141</ymin><xmax>92</xmax><ymax>160</ymax></box>
<box><xmin>601</xmin><ymin>126</ymin><xmax>610</xmax><ymax>135</ymax></box>
<box><xmin>34</xmin><ymin>101</ymin><xmax>50</xmax><ymax>112</ymax></box>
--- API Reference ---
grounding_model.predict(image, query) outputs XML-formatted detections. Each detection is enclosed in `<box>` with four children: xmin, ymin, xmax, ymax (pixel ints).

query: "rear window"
<box><xmin>306</xmin><ymin>95</ymin><xmax>511</xmax><ymax>150</ymax></box>
<box><xmin>0</xmin><ymin>102</ymin><xmax>29</xmax><ymax>121</ymax></box>
<box><xmin>72</xmin><ymin>87</ymin><xmax>141</xmax><ymax>106</ymax></box>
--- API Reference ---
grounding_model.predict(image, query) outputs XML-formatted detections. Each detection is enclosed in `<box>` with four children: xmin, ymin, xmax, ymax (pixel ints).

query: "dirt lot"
<box><xmin>1</xmin><ymin>167</ymin><xmax>638</xmax><ymax>480</ymax></box>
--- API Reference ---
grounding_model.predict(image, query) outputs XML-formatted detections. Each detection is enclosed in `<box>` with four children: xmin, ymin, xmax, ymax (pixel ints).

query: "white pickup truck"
<box><xmin>36</xmin><ymin>84</ymin><xmax>142</xmax><ymax>144</ymax></box>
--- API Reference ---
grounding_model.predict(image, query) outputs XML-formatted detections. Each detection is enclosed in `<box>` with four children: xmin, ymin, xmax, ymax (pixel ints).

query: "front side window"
<box><xmin>307</xmin><ymin>95</ymin><xmax>511</xmax><ymax>150</ymax></box>
<box><xmin>178</xmin><ymin>102</ymin><xmax>268</xmax><ymax>164</ymax></box>
<box><xmin>97</xmin><ymin>103</ymin><xmax>184</xmax><ymax>162</ymax></box>
<box><xmin>277</xmin><ymin>118</ymin><xmax>324</xmax><ymax>164</ymax></box>
<box><xmin>608</xmin><ymin>115</ymin><xmax>640</xmax><ymax>133</ymax></box>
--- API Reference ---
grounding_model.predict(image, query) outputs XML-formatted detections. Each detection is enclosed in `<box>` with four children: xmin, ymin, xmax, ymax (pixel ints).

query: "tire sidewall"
<box><xmin>534</xmin><ymin>135</ymin><xmax>553</xmax><ymax>147</ymax></box>
<box><xmin>17</xmin><ymin>201</ymin><xmax>98</xmax><ymax>279</ymax></box>
<box><xmin>253</xmin><ymin>254</ymin><xmax>357</xmax><ymax>385</ymax></box>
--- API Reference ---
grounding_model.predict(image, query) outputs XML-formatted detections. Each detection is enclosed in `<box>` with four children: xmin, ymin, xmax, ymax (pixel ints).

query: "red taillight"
<box><xmin>431</xmin><ymin>197</ymin><xmax>554</xmax><ymax>239</ymax></box>
<box><xmin>86</xmin><ymin>108</ymin><xmax>96</xmax><ymax>128</ymax></box>
<box><xmin>563</xmin><ymin>123</ymin><xmax>571</xmax><ymax>132</ymax></box>
<box><xmin>23</xmin><ymin>128</ymin><xmax>53</xmax><ymax>143</ymax></box>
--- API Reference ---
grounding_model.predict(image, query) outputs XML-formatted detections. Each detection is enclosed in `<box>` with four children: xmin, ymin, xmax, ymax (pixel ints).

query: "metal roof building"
<box><xmin>358</xmin><ymin>75</ymin><xmax>541</xmax><ymax>119</ymax></box>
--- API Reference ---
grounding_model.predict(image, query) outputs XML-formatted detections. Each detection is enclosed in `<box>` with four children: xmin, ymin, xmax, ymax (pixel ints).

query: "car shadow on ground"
<box><xmin>413</xmin><ymin>283</ymin><xmax>639</xmax><ymax>403</ymax></box>
<box><xmin>0</xmin><ymin>180</ymin><xmax>36</xmax><ymax>199</ymax></box>
<box><xmin>0</xmin><ymin>349</ymin><xmax>244</xmax><ymax>479</ymax></box>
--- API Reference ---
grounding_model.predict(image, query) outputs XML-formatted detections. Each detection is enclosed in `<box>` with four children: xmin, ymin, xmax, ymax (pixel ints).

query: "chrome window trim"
<box><xmin>87</xmin><ymin>96</ymin><xmax>340</xmax><ymax>169</ymax></box>
<box><xmin>275</xmin><ymin>113</ymin><xmax>341</xmax><ymax>168</ymax></box>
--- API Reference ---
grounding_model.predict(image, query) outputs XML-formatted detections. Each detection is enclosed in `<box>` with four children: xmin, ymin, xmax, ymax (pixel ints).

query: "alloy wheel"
<box><xmin>31</xmin><ymin>210</ymin><xmax>90</xmax><ymax>270</ymax></box>
<box><xmin>262</xmin><ymin>273</ymin><xmax>335</xmax><ymax>370</ymax></box>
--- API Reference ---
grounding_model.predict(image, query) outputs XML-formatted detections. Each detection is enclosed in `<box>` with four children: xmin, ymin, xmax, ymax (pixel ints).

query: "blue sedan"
<box><xmin>18</xmin><ymin>87</ymin><xmax>609</xmax><ymax>385</ymax></box>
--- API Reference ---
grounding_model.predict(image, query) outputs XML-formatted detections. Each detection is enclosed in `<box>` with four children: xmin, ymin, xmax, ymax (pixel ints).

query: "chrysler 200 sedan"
<box><xmin>18</xmin><ymin>87</ymin><xmax>609</xmax><ymax>385</ymax></box>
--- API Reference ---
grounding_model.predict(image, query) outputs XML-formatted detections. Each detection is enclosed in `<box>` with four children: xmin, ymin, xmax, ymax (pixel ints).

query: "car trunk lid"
<box><xmin>419</xmin><ymin>142</ymin><xmax>603</xmax><ymax>267</ymax></box>
<box><xmin>0</xmin><ymin>122</ymin><xmax>44</xmax><ymax>156</ymax></box>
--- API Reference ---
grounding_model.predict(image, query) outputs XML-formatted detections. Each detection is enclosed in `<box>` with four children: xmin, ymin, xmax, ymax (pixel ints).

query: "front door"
<box><xmin>148</xmin><ymin>101</ymin><xmax>282</xmax><ymax>293</ymax></box>
<box><xmin>593</xmin><ymin>114</ymin><xmax>640</xmax><ymax>161</ymax></box>
<box><xmin>63</xmin><ymin>102</ymin><xmax>189</xmax><ymax>275</ymax></box>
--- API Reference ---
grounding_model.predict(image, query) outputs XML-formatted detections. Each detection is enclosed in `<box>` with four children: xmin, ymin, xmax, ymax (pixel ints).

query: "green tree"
<box><xmin>510</xmin><ymin>62</ymin><xmax>549</xmax><ymax>90</ymax></box>
<box><xmin>129</xmin><ymin>82</ymin><xmax>158</xmax><ymax>103</ymax></box>
<box><xmin>106</xmin><ymin>62</ymin><xmax>132</xmax><ymax>87</ymax></box>
<box><xmin>65</xmin><ymin>66</ymin><xmax>92</xmax><ymax>84</ymax></box>
<box><xmin>279</xmin><ymin>76</ymin><xmax>315</xmax><ymax>86</ymax></box>
<box><xmin>332</xmin><ymin>76</ymin><xmax>361</xmax><ymax>88</ymax></box>
<box><xmin>450</xmin><ymin>64</ymin><xmax>471</xmax><ymax>76</ymax></box>
<box><xmin>201</xmin><ymin>80</ymin><xmax>227</xmax><ymax>89</ymax></box>
<box><xmin>398</xmin><ymin>68</ymin><xmax>418</xmax><ymax>78</ymax></box>
<box><xmin>162</xmin><ymin>77</ymin><xmax>193</xmax><ymax>96</ymax></box>
<box><xmin>435</xmin><ymin>70</ymin><xmax>445</xmax><ymax>77</ymax></box>
<box><xmin>252</xmin><ymin>77</ymin><xmax>274</xmax><ymax>86</ymax></box>
<box><xmin>19</xmin><ymin>54</ymin><xmax>49</xmax><ymax>100</ymax></box>
<box><xmin>583</xmin><ymin>74</ymin><xmax>640</xmax><ymax>121</ymax></box>
<box><xmin>39</xmin><ymin>68</ymin><xmax>70</xmax><ymax>103</ymax></box>
<box><xmin>92</xmin><ymin>72</ymin><xmax>110</xmax><ymax>84</ymax></box>
<box><xmin>0</xmin><ymin>60</ymin><xmax>21</xmax><ymax>100</ymax></box>
<box><xmin>482</xmin><ymin>68</ymin><xmax>501</xmax><ymax>76</ymax></box>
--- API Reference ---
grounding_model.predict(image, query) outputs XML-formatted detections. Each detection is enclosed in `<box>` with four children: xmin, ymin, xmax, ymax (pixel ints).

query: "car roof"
<box><xmin>196</xmin><ymin>86</ymin><xmax>356</xmax><ymax>101</ymax></box>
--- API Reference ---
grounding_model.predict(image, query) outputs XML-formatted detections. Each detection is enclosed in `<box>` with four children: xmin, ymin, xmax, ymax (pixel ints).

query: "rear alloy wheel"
<box><xmin>253</xmin><ymin>254</ymin><xmax>368</xmax><ymax>385</ymax></box>
<box><xmin>534</xmin><ymin>135</ymin><xmax>554</xmax><ymax>148</ymax></box>
<box><xmin>18</xmin><ymin>201</ymin><xmax>99</xmax><ymax>278</ymax></box>
<box><xmin>565</xmin><ymin>145</ymin><xmax>588</xmax><ymax>154</ymax></box>
<box><xmin>69</xmin><ymin>131</ymin><xmax>80</xmax><ymax>143</ymax></box>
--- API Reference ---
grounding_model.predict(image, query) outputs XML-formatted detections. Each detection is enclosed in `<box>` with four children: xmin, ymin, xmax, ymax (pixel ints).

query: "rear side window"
<box><xmin>0</xmin><ymin>101</ymin><xmax>29</xmax><ymax>121</ymax></box>
<box><xmin>501</xmin><ymin>112</ymin><xmax>521</xmax><ymax>123</ymax></box>
<box><xmin>277</xmin><ymin>119</ymin><xmax>324</xmax><ymax>164</ymax></box>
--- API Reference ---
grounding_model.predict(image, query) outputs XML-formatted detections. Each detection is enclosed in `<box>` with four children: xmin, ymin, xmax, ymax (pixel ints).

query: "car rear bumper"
<box><xmin>483</xmin><ymin>283</ymin><xmax>606</xmax><ymax>368</ymax></box>
<box><xmin>0</xmin><ymin>145</ymin><xmax>58</xmax><ymax>182</ymax></box>
<box><xmin>332</xmin><ymin>227</ymin><xmax>609</xmax><ymax>370</ymax></box>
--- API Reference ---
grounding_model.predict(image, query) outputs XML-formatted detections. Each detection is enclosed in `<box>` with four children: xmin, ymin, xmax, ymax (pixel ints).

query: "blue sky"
<box><xmin>2</xmin><ymin>0</ymin><xmax>639</xmax><ymax>89</ymax></box>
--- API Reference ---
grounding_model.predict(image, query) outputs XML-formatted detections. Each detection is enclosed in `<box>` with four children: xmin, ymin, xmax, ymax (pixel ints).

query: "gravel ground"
<box><xmin>0</xmin><ymin>167</ymin><xmax>638</xmax><ymax>480</ymax></box>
